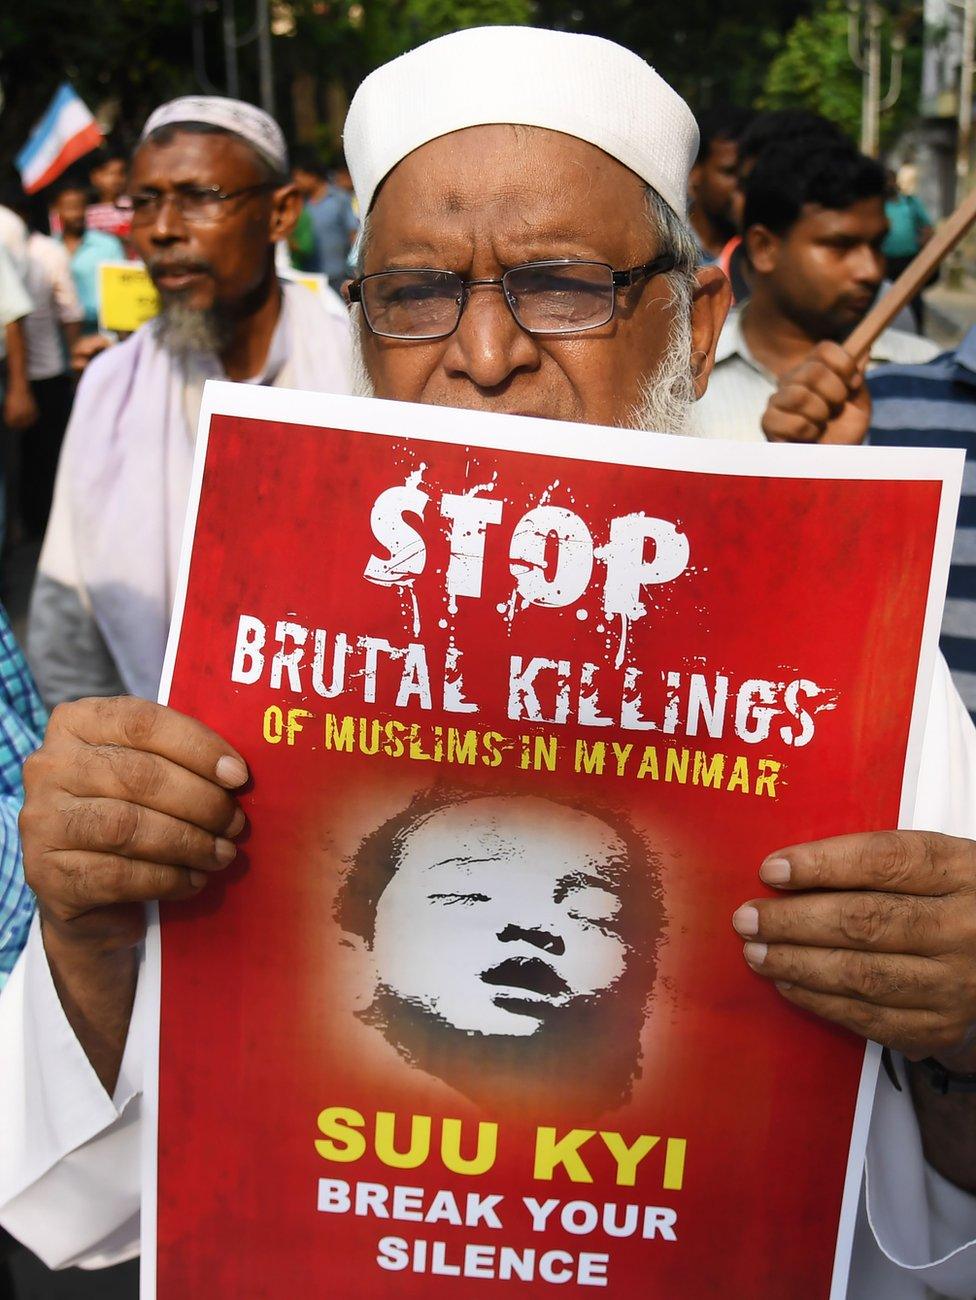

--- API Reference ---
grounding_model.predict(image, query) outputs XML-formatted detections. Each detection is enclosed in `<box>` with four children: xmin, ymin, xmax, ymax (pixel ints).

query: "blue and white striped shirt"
<box><xmin>869</xmin><ymin>326</ymin><xmax>976</xmax><ymax>718</ymax></box>
<box><xmin>0</xmin><ymin>607</ymin><xmax>45</xmax><ymax>986</ymax></box>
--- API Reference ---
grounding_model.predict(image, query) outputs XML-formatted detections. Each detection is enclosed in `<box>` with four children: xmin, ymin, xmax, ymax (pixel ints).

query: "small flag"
<box><xmin>15</xmin><ymin>84</ymin><xmax>104</xmax><ymax>195</ymax></box>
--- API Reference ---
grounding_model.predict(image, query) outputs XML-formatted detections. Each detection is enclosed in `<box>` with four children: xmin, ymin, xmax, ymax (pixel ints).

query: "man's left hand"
<box><xmin>732</xmin><ymin>831</ymin><xmax>976</xmax><ymax>1071</ymax></box>
<box><xmin>3</xmin><ymin>383</ymin><xmax>38</xmax><ymax>431</ymax></box>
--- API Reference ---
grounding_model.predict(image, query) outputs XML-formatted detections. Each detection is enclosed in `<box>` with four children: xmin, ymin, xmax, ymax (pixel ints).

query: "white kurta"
<box><xmin>27</xmin><ymin>278</ymin><xmax>352</xmax><ymax>708</ymax></box>
<box><xmin>0</xmin><ymin>652</ymin><xmax>975</xmax><ymax>1293</ymax></box>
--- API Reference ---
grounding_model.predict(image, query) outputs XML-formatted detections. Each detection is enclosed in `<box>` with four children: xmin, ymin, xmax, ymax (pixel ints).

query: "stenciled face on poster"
<box><xmin>333</xmin><ymin>789</ymin><xmax>664</xmax><ymax>1114</ymax></box>
<box><xmin>151</xmin><ymin>387</ymin><xmax>956</xmax><ymax>1299</ymax></box>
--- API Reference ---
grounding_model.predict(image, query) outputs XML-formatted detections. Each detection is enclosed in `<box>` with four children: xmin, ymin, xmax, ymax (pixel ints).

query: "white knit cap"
<box><xmin>343</xmin><ymin>26</ymin><xmax>698</xmax><ymax>218</ymax></box>
<box><xmin>140</xmin><ymin>96</ymin><xmax>287</xmax><ymax>175</ymax></box>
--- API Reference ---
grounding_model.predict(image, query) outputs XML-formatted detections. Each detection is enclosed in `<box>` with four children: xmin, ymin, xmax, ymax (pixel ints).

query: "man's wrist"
<box><xmin>39</xmin><ymin>906</ymin><xmax>145</xmax><ymax>961</ymax></box>
<box><xmin>39</xmin><ymin>912</ymin><xmax>139</xmax><ymax>1094</ymax></box>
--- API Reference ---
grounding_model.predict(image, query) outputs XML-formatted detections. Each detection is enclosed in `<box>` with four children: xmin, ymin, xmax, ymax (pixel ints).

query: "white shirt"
<box><xmin>0</xmin><ymin>243</ymin><xmax>32</xmax><ymax>366</ymax></box>
<box><xmin>1</xmin><ymin>651</ymin><xmax>975</xmax><ymax>1295</ymax></box>
<box><xmin>22</xmin><ymin>232</ymin><xmax>83</xmax><ymax>381</ymax></box>
<box><xmin>0</xmin><ymin>205</ymin><xmax>28</xmax><ymax>266</ymax></box>
<box><xmin>693</xmin><ymin>309</ymin><xmax>941</xmax><ymax>442</ymax></box>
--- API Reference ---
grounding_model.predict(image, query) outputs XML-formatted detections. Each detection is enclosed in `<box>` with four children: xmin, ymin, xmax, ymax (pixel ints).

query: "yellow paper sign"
<box><xmin>98</xmin><ymin>262</ymin><xmax>160</xmax><ymax>334</ymax></box>
<box><xmin>280</xmin><ymin>270</ymin><xmax>328</xmax><ymax>296</ymax></box>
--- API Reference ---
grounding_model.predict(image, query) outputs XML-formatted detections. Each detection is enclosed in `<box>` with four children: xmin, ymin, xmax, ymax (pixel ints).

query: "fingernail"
<box><xmin>226</xmin><ymin>807</ymin><xmax>246</xmax><ymax>837</ymax></box>
<box><xmin>215</xmin><ymin>837</ymin><xmax>237</xmax><ymax>866</ymax></box>
<box><xmin>743</xmin><ymin>941</ymin><xmax>768</xmax><ymax>967</ymax></box>
<box><xmin>189</xmin><ymin>870</ymin><xmax>208</xmax><ymax>887</ymax></box>
<box><xmin>775</xmin><ymin>980</ymin><xmax>794</xmax><ymax>992</ymax></box>
<box><xmin>760</xmin><ymin>857</ymin><xmax>791</xmax><ymax>886</ymax></box>
<box><xmin>732</xmin><ymin>904</ymin><xmax>760</xmax><ymax>937</ymax></box>
<box><xmin>216</xmin><ymin>756</ymin><xmax>248</xmax><ymax>789</ymax></box>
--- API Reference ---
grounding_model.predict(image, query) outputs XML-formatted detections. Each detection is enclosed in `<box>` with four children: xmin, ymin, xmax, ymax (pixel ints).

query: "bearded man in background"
<box><xmin>27</xmin><ymin>97</ymin><xmax>351</xmax><ymax>709</ymax></box>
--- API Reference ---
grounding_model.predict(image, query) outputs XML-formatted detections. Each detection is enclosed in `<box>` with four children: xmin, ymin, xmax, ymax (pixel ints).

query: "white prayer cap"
<box><xmin>140</xmin><ymin>96</ymin><xmax>288</xmax><ymax>176</ymax></box>
<box><xmin>344</xmin><ymin>26</ymin><xmax>698</xmax><ymax>219</ymax></box>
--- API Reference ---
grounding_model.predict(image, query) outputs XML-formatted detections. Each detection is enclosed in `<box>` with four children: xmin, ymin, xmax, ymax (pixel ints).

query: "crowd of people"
<box><xmin>0</xmin><ymin>21</ymin><xmax>974</xmax><ymax>1299</ymax></box>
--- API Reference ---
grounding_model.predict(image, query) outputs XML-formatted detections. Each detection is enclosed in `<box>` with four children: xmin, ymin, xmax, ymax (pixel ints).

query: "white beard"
<box><xmin>153</xmin><ymin>301</ymin><xmax>234</xmax><ymax>358</ymax></box>
<box><xmin>349</xmin><ymin>314</ymin><xmax>697</xmax><ymax>435</ymax></box>
<box><xmin>620</xmin><ymin>302</ymin><xmax>697</xmax><ymax>436</ymax></box>
<box><xmin>351</xmin><ymin>328</ymin><xmax>376</xmax><ymax>399</ymax></box>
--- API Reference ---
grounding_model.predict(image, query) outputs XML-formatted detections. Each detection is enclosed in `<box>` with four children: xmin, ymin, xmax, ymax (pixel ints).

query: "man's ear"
<box><xmin>744</xmin><ymin>223</ymin><xmax>779</xmax><ymax>276</ymax></box>
<box><xmin>269</xmin><ymin>181</ymin><xmax>303</xmax><ymax>243</ymax></box>
<box><xmin>689</xmin><ymin>265</ymin><xmax>732</xmax><ymax>400</ymax></box>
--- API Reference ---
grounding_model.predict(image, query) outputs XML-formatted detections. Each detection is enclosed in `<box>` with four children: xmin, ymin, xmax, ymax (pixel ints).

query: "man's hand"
<box><xmin>762</xmin><ymin>341</ymin><xmax>870</xmax><ymax>446</ymax></box>
<box><xmin>20</xmin><ymin>696</ymin><xmax>248</xmax><ymax>1091</ymax></box>
<box><xmin>3</xmin><ymin>382</ymin><xmax>38</xmax><ymax>431</ymax></box>
<box><xmin>22</xmin><ymin>696</ymin><xmax>247</xmax><ymax>954</ymax></box>
<box><xmin>70</xmin><ymin>333</ymin><xmax>113</xmax><ymax>375</ymax></box>
<box><xmin>732</xmin><ymin>831</ymin><xmax>976</xmax><ymax>1071</ymax></box>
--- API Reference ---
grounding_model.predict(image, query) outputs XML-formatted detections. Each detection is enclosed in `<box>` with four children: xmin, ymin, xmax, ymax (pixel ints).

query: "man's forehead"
<box><xmin>379</xmin><ymin>125</ymin><xmax>643</xmax><ymax>202</ymax></box>
<box><xmin>131</xmin><ymin>130</ymin><xmax>263</xmax><ymax>186</ymax></box>
<box><xmin>369</xmin><ymin>125</ymin><xmax>649</xmax><ymax>254</ymax></box>
<box><xmin>707</xmin><ymin>138</ymin><xmax>739</xmax><ymax>168</ymax></box>
<box><xmin>796</xmin><ymin>197</ymin><xmax>887</xmax><ymax>237</ymax></box>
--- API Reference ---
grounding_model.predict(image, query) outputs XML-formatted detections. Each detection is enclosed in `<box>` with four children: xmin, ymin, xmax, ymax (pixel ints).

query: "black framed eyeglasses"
<box><xmin>129</xmin><ymin>182</ymin><xmax>276</xmax><ymax>225</ymax></box>
<box><xmin>346</xmin><ymin>255</ymin><xmax>680</xmax><ymax>340</ymax></box>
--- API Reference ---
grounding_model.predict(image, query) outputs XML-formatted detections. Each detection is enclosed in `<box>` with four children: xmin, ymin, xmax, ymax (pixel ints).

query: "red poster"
<box><xmin>144</xmin><ymin>383</ymin><xmax>960</xmax><ymax>1299</ymax></box>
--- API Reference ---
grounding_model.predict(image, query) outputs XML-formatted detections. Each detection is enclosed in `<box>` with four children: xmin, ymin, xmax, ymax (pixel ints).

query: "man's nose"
<box><xmin>853</xmin><ymin>246</ymin><xmax>884</xmax><ymax>286</ymax></box>
<box><xmin>497</xmin><ymin>922</ymin><xmax>565</xmax><ymax>956</ymax></box>
<box><xmin>441</xmin><ymin>285</ymin><xmax>540</xmax><ymax>392</ymax></box>
<box><xmin>148</xmin><ymin>194</ymin><xmax>189</xmax><ymax>243</ymax></box>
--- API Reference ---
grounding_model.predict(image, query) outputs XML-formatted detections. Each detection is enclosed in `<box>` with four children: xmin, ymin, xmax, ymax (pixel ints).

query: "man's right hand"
<box><xmin>21</xmin><ymin>696</ymin><xmax>248</xmax><ymax>953</ymax></box>
<box><xmin>762</xmin><ymin>341</ymin><xmax>871</xmax><ymax>445</ymax></box>
<box><xmin>70</xmin><ymin>333</ymin><xmax>113</xmax><ymax>375</ymax></box>
<box><xmin>19</xmin><ymin>697</ymin><xmax>248</xmax><ymax>1091</ymax></box>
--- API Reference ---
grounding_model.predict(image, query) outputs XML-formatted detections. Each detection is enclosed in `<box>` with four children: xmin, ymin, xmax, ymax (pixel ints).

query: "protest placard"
<box><xmin>143</xmin><ymin>384</ymin><xmax>961</xmax><ymax>1298</ymax></box>
<box><xmin>97</xmin><ymin>260</ymin><xmax>160</xmax><ymax>333</ymax></box>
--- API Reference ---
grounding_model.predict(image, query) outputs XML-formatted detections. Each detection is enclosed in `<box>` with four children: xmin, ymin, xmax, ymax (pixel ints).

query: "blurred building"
<box><xmin>896</xmin><ymin>0</ymin><xmax>973</xmax><ymax>220</ymax></box>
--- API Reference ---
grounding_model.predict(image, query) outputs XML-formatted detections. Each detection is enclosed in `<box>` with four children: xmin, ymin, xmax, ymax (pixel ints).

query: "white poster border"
<box><xmin>141</xmin><ymin>381</ymin><xmax>965</xmax><ymax>1300</ymax></box>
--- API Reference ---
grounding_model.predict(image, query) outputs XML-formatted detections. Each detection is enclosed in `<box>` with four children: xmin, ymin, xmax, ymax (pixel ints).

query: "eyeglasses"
<box><xmin>346</xmin><ymin>255</ymin><xmax>680</xmax><ymax>340</ymax></box>
<box><xmin>129</xmin><ymin>182</ymin><xmax>276</xmax><ymax>225</ymax></box>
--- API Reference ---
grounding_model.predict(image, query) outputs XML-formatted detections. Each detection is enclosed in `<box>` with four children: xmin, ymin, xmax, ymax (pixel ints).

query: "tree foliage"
<box><xmin>531</xmin><ymin>0</ymin><xmax>819</xmax><ymax>110</ymax></box>
<box><xmin>0</xmin><ymin>0</ymin><xmax>201</xmax><ymax>163</ymax></box>
<box><xmin>0</xmin><ymin>0</ymin><xmax>924</xmax><ymax>175</ymax></box>
<box><xmin>358</xmin><ymin>0</ymin><xmax>531</xmax><ymax>71</ymax></box>
<box><xmin>762</xmin><ymin>0</ymin><xmax>924</xmax><ymax>148</ymax></box>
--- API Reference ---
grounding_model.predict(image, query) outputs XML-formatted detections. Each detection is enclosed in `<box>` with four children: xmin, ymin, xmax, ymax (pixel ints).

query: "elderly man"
<box><xmin>27</xmin><ymin>96</ymin><xmax>352</xmax><ymax>709</ymax></box>
<box><xmin>1</xmin><ymin>28</ymin><xmax>974</xmax><ymax>1300</ymax></box>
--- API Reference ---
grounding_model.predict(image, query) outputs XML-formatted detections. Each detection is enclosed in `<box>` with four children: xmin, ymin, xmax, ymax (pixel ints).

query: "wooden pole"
<box><xmin>845</xmin><ymin>185</ymin><xmax>976</xmax><ymax>360</ymax></box>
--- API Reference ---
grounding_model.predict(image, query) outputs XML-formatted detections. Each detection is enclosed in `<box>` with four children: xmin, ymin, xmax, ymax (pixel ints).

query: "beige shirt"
<box><xmin>693</xmin><ymin>308</ymin><xmax>941</xmax><ymax>443</ymax></box>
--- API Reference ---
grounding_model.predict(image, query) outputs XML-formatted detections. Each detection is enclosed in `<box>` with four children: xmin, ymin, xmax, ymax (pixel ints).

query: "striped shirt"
<box><xmin>0</xmin><ymin>608</ymin><xmax>46</xmax><ymax>986</ymax></box>
<box><xmin>869</xmin><ymin>326</ymin><xmax>976</xmax><ymax>717</ymax></box>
